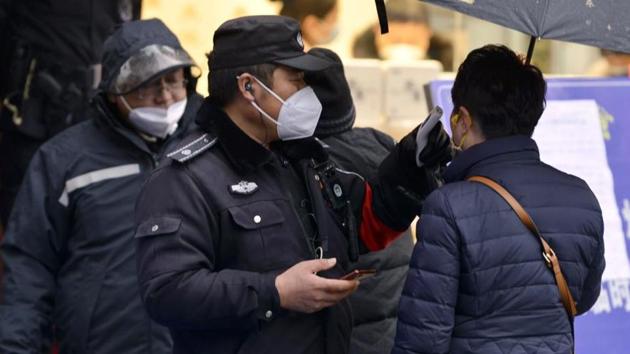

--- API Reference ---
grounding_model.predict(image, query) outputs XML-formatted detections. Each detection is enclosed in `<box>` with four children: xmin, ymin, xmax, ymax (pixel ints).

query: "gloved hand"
<box><xmin>415</xmin><ymin>121</ymin><xmax>453</xmax><ymax>169</ymax></box>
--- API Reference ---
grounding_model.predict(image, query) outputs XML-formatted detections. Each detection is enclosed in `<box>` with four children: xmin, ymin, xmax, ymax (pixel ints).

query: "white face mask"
<box><xmin>121</xmin><ymin>97</ymin><xmax>187</xmax><ymax>139</ymax></box>
<box><xmin>248</xmin><ymin>76</ymin><xmax>322</xmax><ymax>141</ymax></box>
<box><xmin>381</xmin><ymin>44</ymin><xmax>427</xmax><ymax>61</ymax></box>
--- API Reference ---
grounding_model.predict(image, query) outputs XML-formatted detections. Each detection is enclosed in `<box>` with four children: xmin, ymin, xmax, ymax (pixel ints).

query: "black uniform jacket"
<box><xmin>134</xmin><ymin>99</ymin><xmax>439</xmax><ymax>354</ymax></box>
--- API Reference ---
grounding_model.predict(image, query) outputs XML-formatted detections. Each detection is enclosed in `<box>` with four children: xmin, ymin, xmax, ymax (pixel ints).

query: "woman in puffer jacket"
<box><xmin>393</xmin><ymin>44</ymin><xmax>605</xmax><ymax>354</ymax></box>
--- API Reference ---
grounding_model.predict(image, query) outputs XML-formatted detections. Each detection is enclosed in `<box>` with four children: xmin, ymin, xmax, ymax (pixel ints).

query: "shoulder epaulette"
<box><xmin>167</xmin><ymin>133</ymin><xmax>217</xmax><ymax>163</ymax></box>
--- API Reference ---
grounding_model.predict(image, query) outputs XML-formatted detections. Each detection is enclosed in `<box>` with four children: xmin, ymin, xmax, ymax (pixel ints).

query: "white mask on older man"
<box><xmin>121</xmin><ymin>97</ymin><xmax>187</xmax><ymax>139</ymax></box>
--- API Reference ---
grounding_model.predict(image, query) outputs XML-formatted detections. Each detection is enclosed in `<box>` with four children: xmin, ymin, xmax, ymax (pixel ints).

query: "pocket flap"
<box><xmin>135</xmin><ymin>216</ymin><xmax>182</xmax><ymax>238</ymax></box>
<box><xmin>228</xmin><ymin>200</ymin><xmax>285</xmax><ymax>230</ymax></box>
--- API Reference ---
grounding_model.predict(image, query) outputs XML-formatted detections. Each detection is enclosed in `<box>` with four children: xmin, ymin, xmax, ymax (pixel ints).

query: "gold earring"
<box><xmin>450</xmin><ymin>113</ymin><xmax>460</xmax><ymax>126</ymax></box>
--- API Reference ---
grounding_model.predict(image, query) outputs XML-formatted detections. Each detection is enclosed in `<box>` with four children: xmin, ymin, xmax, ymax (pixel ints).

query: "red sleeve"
<box><xmin>359</xmin><ymin>183</ymin><xmax>406</xmax><ymax>251</ymax></box>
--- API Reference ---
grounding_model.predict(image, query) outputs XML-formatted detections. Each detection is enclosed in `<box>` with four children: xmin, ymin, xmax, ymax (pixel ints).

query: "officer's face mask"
<box><xmin>121</xmin><ymin>96</ymin><xmax>187</xmax><ymax>139</ymax></box>
<box><xmin>247</xmin><ymin>76</ymin><xmax>322</xmax><ymax>141</ymax></box>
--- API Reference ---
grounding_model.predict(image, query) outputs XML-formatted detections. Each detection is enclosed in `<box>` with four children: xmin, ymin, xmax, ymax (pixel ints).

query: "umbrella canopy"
<box><xmin>419</xmin><ymin>0</ymin><xmax>630</xmax><ymax>61</ymax></box>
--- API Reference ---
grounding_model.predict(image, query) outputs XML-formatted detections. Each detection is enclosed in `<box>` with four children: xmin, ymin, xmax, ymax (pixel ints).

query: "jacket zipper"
<box><xmin>302</xmin><ymin>162</ymin><xmax>323</xmax><ymax>259</ymax></box>
<box><xmin>279</xmin><ymin>157</ymin><xmax>318</xmax><ymax>259</ymax></box>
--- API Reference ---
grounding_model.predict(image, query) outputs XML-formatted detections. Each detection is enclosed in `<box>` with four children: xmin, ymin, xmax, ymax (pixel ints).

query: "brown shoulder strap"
<box><xmin>468</xmin><ymin>175</ymin><xmax>577</xmax><ymax>318</ymax></box>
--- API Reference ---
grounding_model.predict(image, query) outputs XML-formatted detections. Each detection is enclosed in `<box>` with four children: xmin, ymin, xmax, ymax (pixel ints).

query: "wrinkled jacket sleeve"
<box><xmin>0</xmin><ymin>148</ymin><xmax>68</xmax><ymax>353</ymax></box>
<box><xmin>134</xmin><ymin>165</ymin><xmax>280</xmax><ymax>331</ymax></box>
<box><xmin>392</xmin><ymin>189</ymin><xmax>459</xmax><ymax>354</ymax></box>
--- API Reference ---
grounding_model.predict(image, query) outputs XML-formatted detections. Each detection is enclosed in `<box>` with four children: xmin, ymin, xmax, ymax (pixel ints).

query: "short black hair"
<box><xmin>451</xmin><ymin>44</ymin><xmax>546</xmax><ymax>138</ymax></box>
<box><xmin>277</xmin><ymin>0</ymin><xmax>337</xmax><ymax>21</ymax></box>
<box><xmin>207</xmin><ymin>51</ymin><xmax>276</xmax><ymax>107</ymax></box>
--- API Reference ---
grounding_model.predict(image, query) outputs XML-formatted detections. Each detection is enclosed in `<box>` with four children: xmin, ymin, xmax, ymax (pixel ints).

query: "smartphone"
<box><xmin>340</xmin><ymin>269</ymin><xmax>377</xmax><ymax>281</ymax></box>
<box><xmin>418</xmin><ymin>106</ymin><xmax>443</xmax><ymax>140</ymax></box>
<box><xmin>415</xmin><ymin>106</ymin><xmax>444</xmax><ymax>166</ymax></box>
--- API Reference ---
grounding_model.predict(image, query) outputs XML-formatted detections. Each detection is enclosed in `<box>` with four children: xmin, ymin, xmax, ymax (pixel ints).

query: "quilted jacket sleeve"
<box><xmin>392</xmin><ymin>189</ymin><xmax>460</xmax><ymax>354</ymax></box>
<box><xmin>576</xmin><ymin>208</ymin><xmax>605</xmax><ymax>315</ymax></box>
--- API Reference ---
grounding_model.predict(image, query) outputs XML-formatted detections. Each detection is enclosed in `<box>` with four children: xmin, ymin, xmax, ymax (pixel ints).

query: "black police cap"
<box><xmin>211</xmin><ymin>15</ymin><xmax>333</xmax><ymax>71</ymax></box>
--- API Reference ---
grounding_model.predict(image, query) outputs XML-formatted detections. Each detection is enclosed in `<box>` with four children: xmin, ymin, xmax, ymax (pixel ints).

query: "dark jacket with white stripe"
<box><xmin>0</xmin><ymin>93</ymin><xmax>202</xmax><ymax>354</ymax></box>
<box><xmin>393</xmin><ymin>136</ymin><xmax>605</xmax><ymax>354</ymax></box>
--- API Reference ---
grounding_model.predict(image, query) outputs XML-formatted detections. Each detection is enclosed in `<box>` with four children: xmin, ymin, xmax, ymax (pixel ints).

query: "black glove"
<box><xmin>375</xmin><ymin>123</ymin><xmax>446</xmax><ymax>220</ymax></box>
<box><xmin>416</xmin><ymin>121</ymin><xmax>453</xmax><ymax>169</ymax></box>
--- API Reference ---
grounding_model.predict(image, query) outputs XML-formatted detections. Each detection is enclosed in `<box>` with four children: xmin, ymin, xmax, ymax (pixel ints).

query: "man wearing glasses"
<box><xmin>0</xmin><ymin>19</ymin><xmax>202</xmax><ymax>354</ymax></box>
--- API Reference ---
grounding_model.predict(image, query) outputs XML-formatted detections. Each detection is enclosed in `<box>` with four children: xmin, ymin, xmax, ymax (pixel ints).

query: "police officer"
<box><xmin>0</xmin><ymin>19</ymin><xmax>201</xmax><ymax>353</ymax></box>
<box><xmin>0</xmin><ymin>0</ymin><xmax>142</xmax><ymax>228</ymax></box>
<box><xmin>134</xmin><ymin>15</ymin><xmax>452</xmax><ymax>354</ymax></box>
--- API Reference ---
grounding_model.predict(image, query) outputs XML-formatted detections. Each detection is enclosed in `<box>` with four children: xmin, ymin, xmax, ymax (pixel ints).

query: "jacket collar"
<box><xmin>196</xmin><ymin>98</ymin><xmax>274</xmax><ymax>174</ymax></box>
<box><xmin>195</xmin><ymin>98</ymin><xmax>329</xmax><ymax>174</ymax></box>
<box><xmin>444</xmin><ymin>135</ymin><xmax>540</xmax><ymax>183</ymax></box>
<box><xmin>270</xmin><ymin>137</ymin><xmax>329</xmax><ymax>164</ymax></box>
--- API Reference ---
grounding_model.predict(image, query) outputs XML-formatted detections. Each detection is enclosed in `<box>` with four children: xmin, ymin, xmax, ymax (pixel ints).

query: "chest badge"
<box><xmin>229</xmin><ymin>181</ymin><xmax>259</xmax><ymax>195</ymax></box>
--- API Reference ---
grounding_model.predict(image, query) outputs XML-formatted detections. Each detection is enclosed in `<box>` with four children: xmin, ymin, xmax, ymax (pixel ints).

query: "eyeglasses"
<box><xmin>136</xmin><ymin>78</ymin><xmax>188</xmax><ymax>100</ymax></box>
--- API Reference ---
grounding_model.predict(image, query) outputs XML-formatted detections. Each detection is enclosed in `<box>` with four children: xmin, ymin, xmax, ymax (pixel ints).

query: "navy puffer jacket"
<box><xmin>393</xmin><ymin>135</ymin><xmax>605</xmax><ymax>354</ymax></box>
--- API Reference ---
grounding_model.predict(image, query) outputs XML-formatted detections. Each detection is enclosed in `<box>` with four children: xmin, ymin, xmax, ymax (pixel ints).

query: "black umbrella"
<box><xmin>374</xmin><ymin>0</ymin><xmax>630</xmax><ymax>63</ymax></box>
<box><xmin>417</xmin><ymin>0</ymin><xmax>630</xmax><ymax>63</ymax></box>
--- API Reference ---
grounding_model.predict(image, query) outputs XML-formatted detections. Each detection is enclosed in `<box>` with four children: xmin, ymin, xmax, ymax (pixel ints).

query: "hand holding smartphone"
<box><xmin>340</xmin><ymin>269</ymin><xmax>377</xmax><ymax>281</ymax></box>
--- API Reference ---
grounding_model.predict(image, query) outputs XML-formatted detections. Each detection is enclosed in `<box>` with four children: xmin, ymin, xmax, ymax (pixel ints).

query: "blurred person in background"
<box><xmin>0</xmin><ymin>19</ymin><xmax>203</xmax><ymax>354</ymax></box>
<box><xmin>353</xmin><ymin>0</ymin><xmax>453</xmax><ymax>70</ymax></box>
<box><xmin>305</xmin><ymin>47</ymin><xmax>415</xmax><ymax>354</ymax></box>
<box><xmin>587</xmin><ymin>49</ymin><xmax>630</xmax><ymax>77</ymax></box>
<box><xmin>393</xmin><ymin>44</ymin><xmax>605</xmax><ymax>354</ymax></box>
<box><xmin>0</xmin><ymin>0</ymin><xmax>142</xmax><ymax>232</ymax></box>
<box><xmin>272</xmin><ymin>0</ymin><xmax>339</xmax><ymax>49</ymax></box>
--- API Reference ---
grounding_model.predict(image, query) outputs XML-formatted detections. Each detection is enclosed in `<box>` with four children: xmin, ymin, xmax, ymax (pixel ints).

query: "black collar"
<box><xmin>270</xmin><ymin>138</ymin><xmax>328</xmax><ymax>164</ymax></box>
<box><xmin>444</xmin><ymin>135</ymin><xmax>540</xmax><ymax>183</ymax></box>
<box><xmin>196</xmin><ymin>98</ymin><xmax>273</xmax><ymax>174</ymax></box>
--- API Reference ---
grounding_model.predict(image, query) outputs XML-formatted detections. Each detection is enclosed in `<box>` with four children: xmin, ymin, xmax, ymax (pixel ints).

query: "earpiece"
<box><xmin>245</xmin><ymin>82</ymin><xmax>253</xmax><ymax>92</ymax></box>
